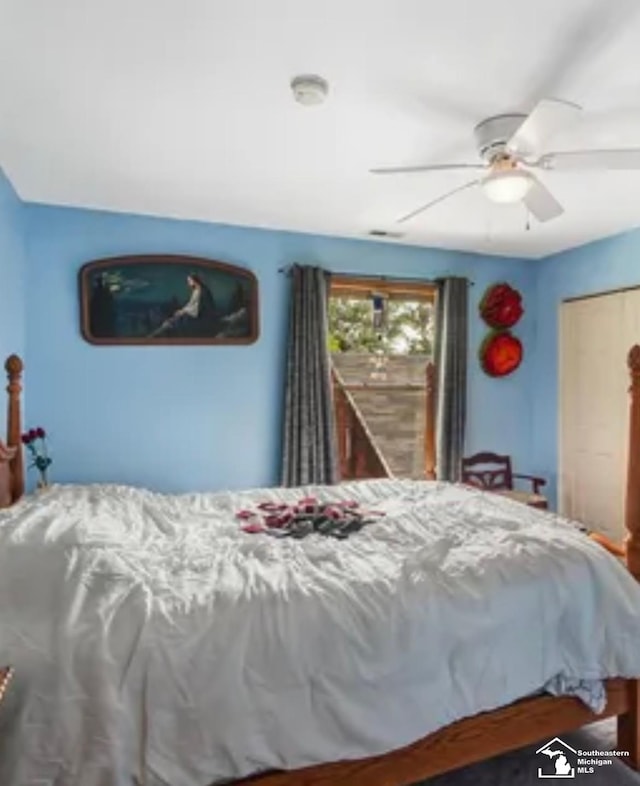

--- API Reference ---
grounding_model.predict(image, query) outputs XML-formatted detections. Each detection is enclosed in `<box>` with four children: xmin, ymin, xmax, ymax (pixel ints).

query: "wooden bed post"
<box><xmin>624</xmin><ymin>345</ymin><xmax>640</xmax><ymax>580</ymax></box>
<box><xmin>618</xmin><ymin>345</ymin><xmax>640</xmax><ymax>768</ymax></box>
<box><xmin>5</xmin><ymin>355</ymin><xmax>24</xmax><ymax>503</ymax></box>
<box><xmin>424</xmin><ymin>361</ymin><xmax>437</xmax><ymax>480</ymax></box>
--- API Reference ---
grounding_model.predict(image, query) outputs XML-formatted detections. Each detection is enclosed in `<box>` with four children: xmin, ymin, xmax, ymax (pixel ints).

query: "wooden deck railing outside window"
<box><xmin>333</xmin><ymin>361</ymin><xmax>437</xmax><ymax>482</ymax></box>
<box><xmin>332</xmin><ymin>368</ymin><xmax>391</xmax><ymax>480</ymax></box>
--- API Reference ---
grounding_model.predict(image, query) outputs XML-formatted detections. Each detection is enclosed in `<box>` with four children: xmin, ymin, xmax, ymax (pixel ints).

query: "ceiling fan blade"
<box><xmin>397</xmin><ymin>180</ymin><xmax>479</xmax><ymax>224</ymax></box>
<box><xmin>370</xmin><ymin>163</ymin><xmax>487</xmax><ymax>175</ymax></box>
<box><xmin>537</xmin><ymin>148</ymin><xmax>640</xmax><ymax>171</ymax></box>
<box><xmin>507</xmin><ymin>99</ymin><xmax>581</xmax><ymax>158</ymax></box>
<box><xmin>523</xmin><ymin>177</ymin><xmax>564</xmax><ymax>223</ymax></box>
<box><xmin>526</xmin><ymin>1</ymin><xmax>640</xmax><ymax>106</ymax></box>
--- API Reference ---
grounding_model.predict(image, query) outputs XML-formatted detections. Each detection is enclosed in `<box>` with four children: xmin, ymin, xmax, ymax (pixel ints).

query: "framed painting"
<box><xmin>79</xmin><ymin>255</ymin><xmax>259</xmax><ymax>345</ymax></box>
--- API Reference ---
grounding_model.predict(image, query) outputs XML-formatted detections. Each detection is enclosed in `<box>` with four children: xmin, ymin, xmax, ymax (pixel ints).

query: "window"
<box><xmin>329</xmin><ymin>277</ymin><xmax>436</xmax><ymax>480</ymax></box>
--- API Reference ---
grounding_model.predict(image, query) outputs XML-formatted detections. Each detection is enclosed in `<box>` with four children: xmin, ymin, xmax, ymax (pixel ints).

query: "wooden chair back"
<box><xmin>461</xmin><ymin>452</ymin><xmax>513</xmax><ymax>491</ymax></box>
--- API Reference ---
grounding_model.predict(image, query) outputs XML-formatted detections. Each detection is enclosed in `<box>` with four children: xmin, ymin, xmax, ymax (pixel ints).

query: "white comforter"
<box><xmin>1</xmin><ymin>480</ymin><xmax>640</xmax><ymax>786</ymax></box>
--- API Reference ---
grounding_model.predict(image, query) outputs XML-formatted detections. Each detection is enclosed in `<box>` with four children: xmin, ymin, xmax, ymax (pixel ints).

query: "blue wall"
<box><xmin>0</xmin><ymin>169</ymin><xmax>27</xmax><ymax>367</ymax></box>
<box><xmin>25</xmin><ymin>204</ymin><xmax>537</xmax><ymax>493</ymax></box>
<box><xmin>533</xmin><ymin>229</ymin><xmax>640</xmax><ymax>505</ymax></box>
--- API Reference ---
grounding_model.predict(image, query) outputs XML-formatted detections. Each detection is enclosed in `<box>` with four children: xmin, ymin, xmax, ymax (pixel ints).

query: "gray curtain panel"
<box><xmin>281</xmin><ymin>265</ymin><xmax>339</xmax><ymax>487</ymax></box>
<box><xmin>434</xmin><ymin>277</ymin><xmax>468</xmax><ymax>482</ymax></box>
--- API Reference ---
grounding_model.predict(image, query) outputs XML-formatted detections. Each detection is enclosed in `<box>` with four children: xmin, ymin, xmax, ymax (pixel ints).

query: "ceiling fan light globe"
<box><xmin>482</xmin><ymin>170</ymin><xmax>534</xmax><ymax>204</ymax></box>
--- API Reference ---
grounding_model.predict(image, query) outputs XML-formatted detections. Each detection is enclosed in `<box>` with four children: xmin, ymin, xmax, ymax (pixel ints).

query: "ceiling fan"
<box><xmin>371</xmin><ymin>99</ymin><xmax>640</xmax><ymax>225</ymax></box>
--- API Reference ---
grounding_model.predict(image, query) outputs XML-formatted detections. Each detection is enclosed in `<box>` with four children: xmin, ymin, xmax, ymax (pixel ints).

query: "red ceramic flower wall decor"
<box><xmin>480</xmin><ymin>331</ymin><xmax>523</xmax><ymax>377</ymax></box>
<box><xmin>479</xmin><ymin>283</ymin><xmax>524</xmax><ymax>329</ymax></box>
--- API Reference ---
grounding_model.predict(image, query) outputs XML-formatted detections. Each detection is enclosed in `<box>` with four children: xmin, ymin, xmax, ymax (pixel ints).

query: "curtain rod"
<box><xmin>277</xmin><ymin>265</ymin><xmax>474</xmax><ymax>286</ymax></box>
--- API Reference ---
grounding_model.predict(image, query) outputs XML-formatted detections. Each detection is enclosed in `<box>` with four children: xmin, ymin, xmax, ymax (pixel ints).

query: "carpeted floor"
<box><xmin>417</xmin><ymin>719</ymin><xmax>637</xmax><ymax>785</ymax></box>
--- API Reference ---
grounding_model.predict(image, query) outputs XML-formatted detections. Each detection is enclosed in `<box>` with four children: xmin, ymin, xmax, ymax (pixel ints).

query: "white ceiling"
<box><xmin>2</xmin><ymin>0</ymin><xmax>640</xmax><ymax>258</ymax></box>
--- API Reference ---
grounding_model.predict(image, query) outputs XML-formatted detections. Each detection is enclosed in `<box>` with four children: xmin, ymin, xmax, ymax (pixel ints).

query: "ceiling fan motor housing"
<box><xmin>474</xmin><ymin>114</ymin><xmax>527</xmax><ymax>162</ymax></box>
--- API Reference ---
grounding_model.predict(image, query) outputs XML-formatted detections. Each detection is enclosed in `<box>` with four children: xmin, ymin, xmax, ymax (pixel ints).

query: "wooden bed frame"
<box><xmin>2</xmin><ymin>350</ymin><xmax>640</xmax><ymax>785</ymax></box>
<box><xmin>0</xmin><ymin>355</ymin><xmax>23</xmax><ymax>508</ymax></box>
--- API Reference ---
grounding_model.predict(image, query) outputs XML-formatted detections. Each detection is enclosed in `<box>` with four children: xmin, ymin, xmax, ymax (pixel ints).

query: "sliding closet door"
<box><xmin>559</xmin><ymin>289</ymin><xmax>640</xmax><ymax>540</ymax></box>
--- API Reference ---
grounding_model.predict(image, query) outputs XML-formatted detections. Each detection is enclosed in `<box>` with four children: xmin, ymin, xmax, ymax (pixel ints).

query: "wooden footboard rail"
<box><xmin>243</xmin><ymin>680</ymin><xmax>631</xmax><ymax>786</ymax></box>
<box><xmin>235</xmin><ymin>345</ymin><xmax>640</xmax><ymax>785</ymax></box>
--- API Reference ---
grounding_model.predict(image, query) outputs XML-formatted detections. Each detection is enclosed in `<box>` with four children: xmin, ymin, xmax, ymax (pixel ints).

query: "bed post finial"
<box><xmin>625</xmin><ymin>345</ymin><xmax>640</xmax><ymax>581</ymax></box>
<box><xmin>5</xmin><ymin>355</ymin><xmax>24</xmax><ymax>503</ymax></box>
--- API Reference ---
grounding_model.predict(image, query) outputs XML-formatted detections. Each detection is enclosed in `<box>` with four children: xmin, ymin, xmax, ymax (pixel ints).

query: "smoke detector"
<box><xmin>291</xmin><ymin>75</ymin><xmax>329</xmax><ymax>106</ymax></box>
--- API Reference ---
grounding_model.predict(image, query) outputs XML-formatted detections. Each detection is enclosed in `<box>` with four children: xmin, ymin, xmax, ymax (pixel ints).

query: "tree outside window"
<box><xmin>328</xmin><ymin>297</ymin><xmax>434</xmax><ymax>356</ymax></box>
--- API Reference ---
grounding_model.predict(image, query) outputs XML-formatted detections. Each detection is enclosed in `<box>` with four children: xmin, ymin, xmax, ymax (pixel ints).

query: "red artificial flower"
<box><xmin>36</xmin><ymin>427</ymin><xmax>46</xmax><ymax>439</ymax></box>
<box><xmin>265</xmin><ymin>514</ymin><xmax>288</xmax><ymax>528</ymax></box>
<box><xmin>257</xmin><ymin>502</ymin><xmax>288</xmax><ymax>512</ymax></box>
<box><xmin>480</xmin><ymin>332</ymin><xmax>523</xmax><ymax>377</ymax></box>
<box><xmin>242</xmin><ymin>523</ymin><xmax>265</xmax><ymax>534</ymax></box>
<box><xmin>21</xmin><ymin>433</ymin><xmax>30</xmax><ymax>444</ymax></box>
<box><xmin>28</xmin><ymin>428</ymin><xmax>37</xmax><ymax>441</ymax></box>
<box><xmin>479</xmin><ymin>283</ymin><xmax>524</xmax><ymax>329</ymax></box>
